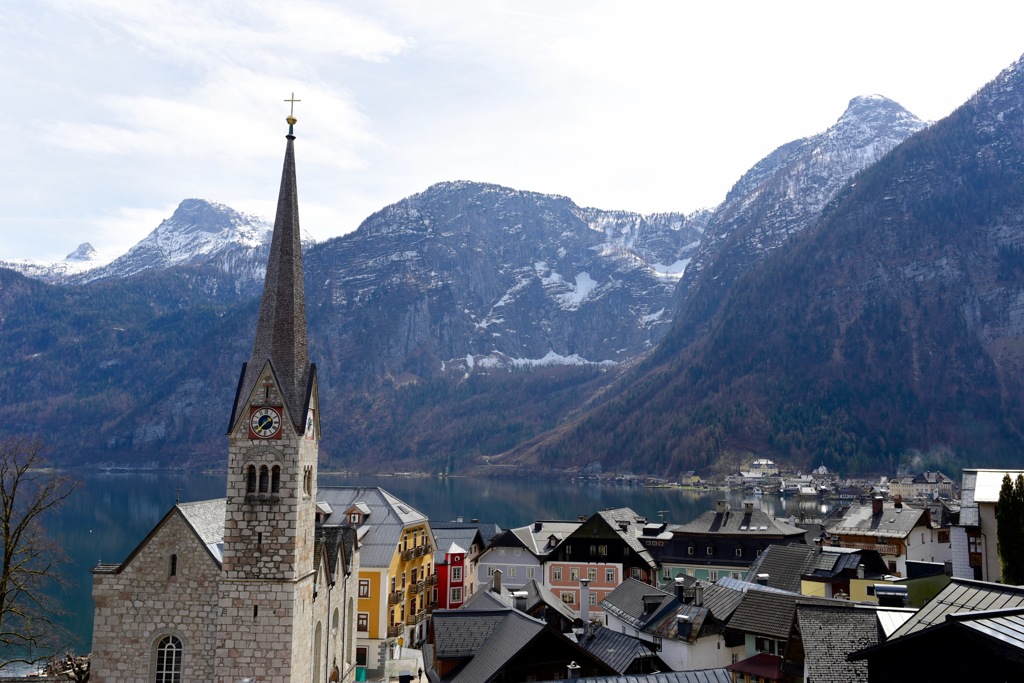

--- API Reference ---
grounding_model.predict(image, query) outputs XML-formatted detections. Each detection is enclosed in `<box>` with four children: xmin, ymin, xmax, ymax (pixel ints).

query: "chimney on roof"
<box><xmin>756</xmin><ymin>573</ymin><xmax>769</xmax><ymax>587</ymax></box>
<box><xmin>676</xmin><ymin>614</ymin><xmax>693</xmax><ymax>640</ymax></box>
<box><xmin>694</xmin><ymin>581</ymin><xmax>704</xmax><ymax>607</ymax></box>
<box><xmin>578</xmin><ymin>515</ymin><xmax>587</xmax><ymax>522</ymax></box>
<box><xmin>674</xmin><ymin>576</ymin><xmax>691</xmax><ymax>603</ymax></box>
<box><xmin>492</xmin><ymin>569</ymin><xmax>502</xmax><ymax>594</ymax></box>
<box><xmin>456</xmin><ymin>516</ymin><xmax>463</xmax><ymax>523</ymax></box>
<box><xmin>579</xmin><ymin>579</ymin><xmax>591</xmax><ymax>623</ymax></box>
<box><xmin>716</xmin><ymin>500</ymin><xmax>728</xmax><ymax>513</ymax></box>
<box><xmin>567</xmin><ymin>661</ymin><xmax>581</xmax><ymax>679</ymax></box>
<box><xmin>743</xmin><ymin>502</ymin><xmax>754</xmax><ymax>514</ymax></box>
<box><xmin>857</xmin><ymin>564</ymin><xmax>865</xmax><ymax>580</ymax></box>
<box><xmin>893</xmin><ymin>495</ymin><xmax>903</xmax><ymax>509</ymax></box>
<box><xmin>534</xmin><ymin>521</ymin><xmax>543</xmax><ymax>532</ymax></box>
<box><xmin>872</xmin><ymin>496</ymin><xmax>884</xmax><ymax>516</ymax></box>
<box><xmin>471</xmin><ymin>518</ymin><xmax>479</xmax><ymax>523</ymax></box>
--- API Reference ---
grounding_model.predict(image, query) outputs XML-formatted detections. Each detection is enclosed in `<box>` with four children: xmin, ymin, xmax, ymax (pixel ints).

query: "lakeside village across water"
<box><xmin>19</xmin><ymin>457</ymin><xmax>1015</xmax><ymax>682</ymax></box>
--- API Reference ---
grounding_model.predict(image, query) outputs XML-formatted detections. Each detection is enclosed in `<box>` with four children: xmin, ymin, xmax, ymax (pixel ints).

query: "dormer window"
<box><xmin>349</xmin><ymin>513</ymin><xmax>361</xmax><ymax>525</ymax></box>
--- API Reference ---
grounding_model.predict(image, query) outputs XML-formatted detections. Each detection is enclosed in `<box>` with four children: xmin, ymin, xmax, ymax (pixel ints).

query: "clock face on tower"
<box><xmin>250</xmin><ymin>407</ymin><xmax>282</xmax><ymax>439</ymax></box>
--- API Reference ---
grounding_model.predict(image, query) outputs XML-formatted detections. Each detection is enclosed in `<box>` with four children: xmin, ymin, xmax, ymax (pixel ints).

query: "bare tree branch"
<box><xmin>0</xmin><ymin>437</ymin><xmax>78</xmax><ymax>665</ymax></box>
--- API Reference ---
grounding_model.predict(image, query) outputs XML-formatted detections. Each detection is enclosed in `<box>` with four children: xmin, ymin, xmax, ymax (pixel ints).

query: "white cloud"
<box><xmin>3</xmin><ymin>0</ymin><xmax>1024</xmax><ymax>261</ymax></box>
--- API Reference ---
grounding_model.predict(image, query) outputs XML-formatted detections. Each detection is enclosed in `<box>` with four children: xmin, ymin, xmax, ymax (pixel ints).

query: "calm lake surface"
<box><xmin>43</xmin><ymin>470</ymin><xmax>830</xmax><ymax>655</ymax></box>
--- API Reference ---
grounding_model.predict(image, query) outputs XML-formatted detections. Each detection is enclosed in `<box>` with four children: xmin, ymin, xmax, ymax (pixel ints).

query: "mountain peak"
<box><xmin>833</xmin><ymin>94</ymin><xmax>925</xmax><ymax>131</ymax></box>
<box><xmin>65</xmin><ymin>242</ymin><xmax>97</xmax><ymax>262</ymax></box>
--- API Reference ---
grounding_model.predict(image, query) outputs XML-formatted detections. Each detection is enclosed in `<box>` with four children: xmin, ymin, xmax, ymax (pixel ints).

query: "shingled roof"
<box><xmin>672</xmin><ymin>505</ymin><xmax>805</xmax><ymax>539</ymax></box>
<box><xmin>796</xmin><ymin>604</ymin><xmax>881</xmax><ymax>683</ymax></box>
<box><xmin>317</xmin><ymin>486</ymin><xmax>427</xmax><ymax>568</ymax></box>
<box><xmin>831</xmin><ymin>501</ymin><xmax>928</xmax><ymax>540</ymax></box>
<box><xmin>727</xmin><ymin>590</ymin><xmax>838</xmax><ymax>641</ymax></box>
<box><xmin>229</xmin><ymin>131</ymin><xmax>312</xmax><ymax>433</ymax></box>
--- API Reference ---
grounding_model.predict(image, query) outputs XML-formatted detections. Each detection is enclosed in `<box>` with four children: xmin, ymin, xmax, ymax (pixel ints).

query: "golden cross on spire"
<box><xmin>284</xmin><ymin>92</ymin><xmax>300</xmax><ymax>135</ymax></box>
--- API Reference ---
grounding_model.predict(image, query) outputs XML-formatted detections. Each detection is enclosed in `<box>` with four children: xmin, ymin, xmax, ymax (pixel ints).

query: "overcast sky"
<box><xmin>3</xmin><ymin>1</ymin><xmax>1023</xmax><ymax>263</ymax></box>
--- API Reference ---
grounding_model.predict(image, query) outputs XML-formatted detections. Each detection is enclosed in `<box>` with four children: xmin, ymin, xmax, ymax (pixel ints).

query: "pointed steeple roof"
<box><xmin>230</xmin><ymin>124</ymin><xmax>311</xmax><ymax>431</ymax></box>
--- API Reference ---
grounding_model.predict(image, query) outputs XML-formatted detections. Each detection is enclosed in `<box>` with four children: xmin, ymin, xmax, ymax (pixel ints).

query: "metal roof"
<box><xmin>317</xmin><ymin>486</ymin><xmax>428</xmax><ymax>568</ymax></box>
<box><xmin>888</xmin><ymin>578</ymin><xmax>1024</xmax><ymax>639</ymax></box>
<box><xmin>533</xmin><ymin>670</ymin><xmax>732</xmax><ymax>683</ymax></box>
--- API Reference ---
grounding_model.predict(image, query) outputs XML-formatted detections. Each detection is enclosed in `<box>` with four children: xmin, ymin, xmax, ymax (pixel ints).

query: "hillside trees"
<box><xmin>0</xmin><ymin>438</ymin><xmax>78</xmax><ymax>665</ymax></box>
<box><xmin>997</xmin><ymin>473</ymin><xmax>1024</xmax><ymax>585</ymax></box>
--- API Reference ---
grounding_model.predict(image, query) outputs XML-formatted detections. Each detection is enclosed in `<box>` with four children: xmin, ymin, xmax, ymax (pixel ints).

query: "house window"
<box><xmin>756</xmin><ymin>549</ymin><xmax>762</xmax><ymax>557</ymax></box>
<box><xmin>709</xmin><ymin>570</ymin><xmax>718</xmax><ymax>581</ymax></box>
<box><xmin>401</xmin><ymin>572</ymin><xmax>406</xmax><ymax>588</ymax></box>
<box><xmin>735</xmin><ymin>548</ymin><xmax>743</xmax><ymax>557</ymax></box>
<box><xmin>553</xmin><ymin>567</ymin><xmax>562</xmax><ymax>581</ymax></box>
<box><xmin>390</xmin><ymin>577</ymin><xmax>396</xmax><ymax>593</ymax></box>
<box><xmin>566</xmin><ymin>546</ymin><xmax>572</xmax><ymax>556</ymax></box>
<box><xmin>450</xmin><ymin>587</ymin><xmax>462</xmax><ymax>603</ymax></box>
<box><xmin>349</xmin><ymin>513</ymin><xmax>360</xmax><ymax>524</ymax></box>
<box><xmin>590</xmin><ymin>544</ymin><xmax>597</xmax><ymax>556</ymax></box>
<box><xmin>687</xmin><ymin>546</ymin><xmax>695</xmax><ymax>556</ymax></box>
<box><xmin>570</xmin><ymin>568</ymin><xmax>580</xmax><ymax>581</ymax></box>
<box><xmin>599</xmin><ymin>545</ymin><xmax>608</xmax><ymax>556</ymax></box>
<box><xmin>589</xmin><ymin>593</ymin><xmax>597</xmax><ymax>606</ymax></box>
<box><xmin>631</xmin><ymin>567</ymin><xmax>642</xmax><ymax>580</ymax></box>
<box><xmin>169</xmin><ymin>554</ymin><xmax>177</xmax><ymax>577</ymax></box>
<box><xmin>357</xmin><ymin>613</ymin><xmax>368</xmax><ymax>632</ymax></box>
<box><xmin>561</xmin><ymin>591</ymin><xmax>576</xmax><ymax>604</ymax></box>
<box><xmin>154</xmin><ymin>635</ymin><xmax>182</xmax><ymax>683</ymax></box>
<box><xmin>499</xmin><ymin>548</ymin><xmax>506</xmax><ymax>555</ymax></box>
<box><xmin>355</xmin><ymin>647</ymin><xmax>368</xmax><ymax>667</ymax></box>
<box><xmin>451</xmin><ymin>566</ymin><xmax>462</xmax><ymax>582</ymax></box>
<box><xmin>527</xmin><ymin>567</ymin><xmax>536</xmax><ymax>579</ymax></box>
<box><xmin>606</xmin><ymin>569</ymin><xmax>615</xmax><ymax>583</ymax></box>
<box><xmin>706</xmin><ymin>546</ymin><xmax>713</xmax><ymax>555</ymax></box>
<box><xmin>514</xmin><ymin>548</ymin><xmax>522</xmax><ymax>556</ymax></box>
<box><xmin>588</xmin><ymin>568</ymin><xmax>597</xmax><ymax>581</ymax></box>
<box><xmin>968</xmin><ymin>535</ymin><xmax>982</xmax><ymax>553</ymax></box>
<box><xmin>358</xmin><ymin>580</ymin><xmax>370</xmax><ymax>598</ymax></box>
<box><xmin>259</xmin><ymin>465</ymin><xmax>269</xmax><ymax>493</ymax></box>
<box><xmin>508</xmin><ymin>566</ymin><xmax>516</xmax><ymax>579</ymax></box>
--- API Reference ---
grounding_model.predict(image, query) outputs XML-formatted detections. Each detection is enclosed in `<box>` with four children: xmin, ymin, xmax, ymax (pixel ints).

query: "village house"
<box><xmin>430</xmin><ymin>520</ymin><xmax>493</xmax><ymax>605</ymax></box>
<box><xmin>951</xmin><ymin>468</ymin><xmax>1024</xmax><ymax>582</ymax></box>
<box><xmin>887</xmin><ymin>471</ymin><xmax>955</xmax><ymax>500</ymax></box>
<box><xmin>830</xmin><ymin>496</ymin><xmax>948</xmax><ymax>576</ymax></box>
<box><xmin>544</xmin><ymin>508</ymin><xmax>659</xmax><ymax>620</ymax></box>
<box><xmin>601</xmin><ymin>577</ymin><xmax>743</xmax><ymax>672</ymax></box>
<box><xmin>478</xmin><ymin>519</ymin><xmax>582</xmax><ymax>588</ymax></box>
<box><xmin>318</xmin><ymin>487</ymin><xmax>436</xmax><ymax>669</ymax></box>
<box><xmin>642</xmin><ymin>501</ymin><xmax>806</xmax><ymax>584</ymax></box>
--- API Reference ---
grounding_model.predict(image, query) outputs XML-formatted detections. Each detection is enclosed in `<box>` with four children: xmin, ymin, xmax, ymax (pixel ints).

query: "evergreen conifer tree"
<box><xmin>996</xmin><ymin>473</ymin><xmax>1024</xmax><ymax>585</ymax></box>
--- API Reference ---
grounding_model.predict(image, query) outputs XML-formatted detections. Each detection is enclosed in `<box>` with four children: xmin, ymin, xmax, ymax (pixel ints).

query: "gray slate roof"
<box><xmin>672</xmin><ymin>506</ymin><xmax>806</xmax><ymax>538</ymax></box>
<box><xmin>179</xmin><ymin>498</ymin><xmax>227</xmax><ymax>564</ymax></box>
<box><xmin>462</xmin><ymin>578</ymin><xmax>578</xmax><ymax>624</ymax></box>
<box><xmin>431</xmin><ymin>607</ymin><xmax>552</xmax><ymax>682</ymax></box>
<box><xmin>831</xmin><ymin>501</ymin><xmax>927</xmax><ymax>539</ymax></box>
<box><xmin>593</xmin><ymin>508</ymin><xmax>659</xmax><ymax>570</ymax></box>
<box><xmin>507</xmin><ymin>521</ymin><xmax>582</xmax><ymax>556</ymax></box>
<box><xmin>576</xmin><ymin>625</ymin><xmax>659</xmax><ymax>674</ymax></box>
<box><xmin>796</xmin><ymin>604</ymin><xmax>880</xmax><ymax>683</ymax></box>
<box><xmin>744</xmin><ymin>544</ymin><xmax>888</xmax><ymax>592</ymax></box>
<box><xmin>600</xmin><ymin>578</ymin><xmax>715</xmax><ymax>643</ymax></box>
<box><xmin>727</xmin><ymin>590</ymin><xmax>837</xmax><ymax>640</ymax></box>
<box><xmin>317</xmin><ymin>486</ymin><xmax>428</xmax><ymax>568</ymax></box>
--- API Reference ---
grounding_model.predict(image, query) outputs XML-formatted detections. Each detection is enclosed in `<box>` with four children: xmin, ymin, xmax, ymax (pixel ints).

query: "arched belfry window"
<box><xmin>271</xmin><ymin>465</ymin><xmax>281</xmax><ymax>494</ymax></box>
<box><xmin>246</xmin><ymin>465</ymin><xmax>257</xmax><ymax>494</ymax></box>
<box><xmin>259</xmin><ymin>465</ymin><xmax>269</xmax><ymax>494</ymax></box>
<box><xmin>154</xmin><ymin>634</ymin><xmax>182</xmax><ymax>683</ymax></box>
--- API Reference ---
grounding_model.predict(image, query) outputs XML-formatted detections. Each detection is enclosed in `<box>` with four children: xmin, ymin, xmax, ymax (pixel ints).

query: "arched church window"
<box><xmin>246</xmin><ymin>465</ymin><xmax>257</xmax><ymax>494</ymax></box>
<box><xmin>259</xmin><ymin>466</ymin><xmax>269</xmax><ymax>494</ymax></box>
<box><xmin>332</xmin><ymin>607</ymin><xmax>340</xmax><ymax>632</ymax></box>
<box><xmin>271</xmin><ymin>465</ymin><xmax>281</xmax><ymax>494</ymax></box>
<box><xmin>169</xmin><ymin>554</ymin><xmax>177</xmax><ymax>577</ymax></box>
<box><xmin>153</xmin><ymin>634</ymin><xmax>182</xmax><ymax>683</ymax></box>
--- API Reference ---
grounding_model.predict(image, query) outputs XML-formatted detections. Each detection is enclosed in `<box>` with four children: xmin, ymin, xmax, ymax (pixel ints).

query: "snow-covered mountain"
<box><xmin>0</xmin><ymin>242</ymin><xmax>107</xmax><ymax>282</ymax></box>
<box><xmin>304</xmin><ymin>181</ymin><xmax>709</xmax><ymax>378</ymax></box>
<box><xmin>663</xmin><ymin>94</ymin><xmax>929</xmax><ymax>348</ymax></box>
<box><xmin>65</xmin><ymin>199</ymin><xmax>274</xmax><ymax>295</ymax></box>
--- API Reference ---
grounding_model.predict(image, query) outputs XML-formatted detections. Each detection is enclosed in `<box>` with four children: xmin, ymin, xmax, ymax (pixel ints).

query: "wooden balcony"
<box><xmin>387</xmin><ymin>625</ymin><xmax>403</xmax><ymax>638</ymax></box>
<box><xmin>388</xmin><ymin>589</ymin><xmax>404</xmax><ymax>605</ymax></box>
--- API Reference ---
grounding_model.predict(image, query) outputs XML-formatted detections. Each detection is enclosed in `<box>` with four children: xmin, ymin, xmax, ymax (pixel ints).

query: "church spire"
<box><xmin>230</xmin><ymin>105</ymin><xmax>311</xmax><ymax>430</ymax></box>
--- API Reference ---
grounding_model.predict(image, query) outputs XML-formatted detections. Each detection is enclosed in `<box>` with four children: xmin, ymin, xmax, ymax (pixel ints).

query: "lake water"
<box><xmin>38</xmin><ymin>470</ymin><xmax>830</xmax><ymax>657</ymax></box>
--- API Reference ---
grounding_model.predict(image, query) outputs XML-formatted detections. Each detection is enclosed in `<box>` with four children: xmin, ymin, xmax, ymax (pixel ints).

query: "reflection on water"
<box><xmin>42</xmin><ymin>470</ymin><xmax>834</xmax><ymax>654</ymax></box>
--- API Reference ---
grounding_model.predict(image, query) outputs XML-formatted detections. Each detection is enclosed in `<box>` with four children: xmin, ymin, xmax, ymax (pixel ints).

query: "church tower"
<box><xmin>215</xmin><ymin>104</ymin><xmax>320</xmax><ymax>683</ymax></box>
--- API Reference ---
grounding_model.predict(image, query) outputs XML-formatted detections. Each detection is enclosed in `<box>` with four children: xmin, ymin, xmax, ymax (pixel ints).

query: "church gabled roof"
<box><xmin>229</xmin><ymin>129</ymin><xmax>312</xmax><ymax>433</ymax></box>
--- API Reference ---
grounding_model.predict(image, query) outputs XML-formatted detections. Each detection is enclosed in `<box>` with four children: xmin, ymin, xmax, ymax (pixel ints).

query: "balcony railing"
<box><xmin>409</xmin><ymin>582</ymin><xmax>422</xmax><ymax>595</ymax></box>
<box><xmin>402</xmin><ymin>549</ymin><xmax>415</xmax><ymax>562</ymax></box>
<box><xmin>387</xmin><ymin>625</ymin><xmax>403</xmax><ymax>638</ymax></box>
<box><xmin>388</xmin><ymin>590</ymin><xmax>405</xmax><ymax>605</ymax></box>
<box><xmin>406</xmin><ymin>610</ymin><xmax>427</xmax><ymax>626</ymax></box>
<box><xmin>426</xmin><ymin>574</ymin><xmax>438</xmax><ymax>586</ymax></box>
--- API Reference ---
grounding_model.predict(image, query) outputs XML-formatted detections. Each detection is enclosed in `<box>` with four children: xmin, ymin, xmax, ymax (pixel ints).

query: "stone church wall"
<box><xmin>91</xmin><ymin>512</ymin><xmax>220</xmax><ymax>683</ymax></box>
